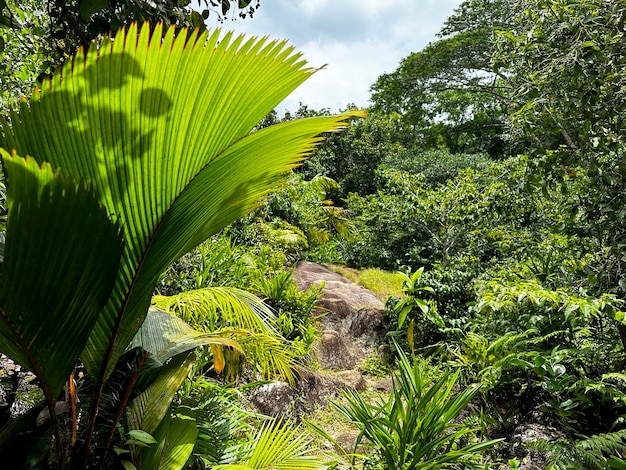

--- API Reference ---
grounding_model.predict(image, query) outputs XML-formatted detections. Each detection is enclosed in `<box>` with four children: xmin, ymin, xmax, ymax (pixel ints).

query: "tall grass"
<box><xmin>326</xmin><ymin>265</ymin><xmax>403</xmax><ymax>301</ymax></box>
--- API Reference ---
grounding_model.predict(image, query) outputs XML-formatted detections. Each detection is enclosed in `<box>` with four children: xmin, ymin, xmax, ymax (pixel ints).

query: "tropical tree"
<box><xmin>370</xmin><ymin>0</ymin><xmax>512</xmax><ymax>156</ymax></box>
<box><xmin>0</xmin><ymin>21</ymin><xmax>362</xmax><ymax>468</ymax></box>
<box><xmin>495</xmin><ymin>0</ymin><xmax>626</xmax><ymax>296</ymax></box>
<box><xmin>302</xmin><ymin>111</ymin><xmax>404</xmax><ymax>197</ymax></box>
<box><xmin>0</xmin><ymin>1</ymin><xmax>47</xmax><ymax>109</ymax></box>
<box><xmin>495</xmin><ymin>0</ymin><xmax>626</xmax><ymax>160</ymax></box>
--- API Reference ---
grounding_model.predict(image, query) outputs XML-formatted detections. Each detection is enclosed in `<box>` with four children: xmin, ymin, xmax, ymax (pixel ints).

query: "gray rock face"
<box><xmin>317</xmin><ymin>330</ymin><xmax>358</xmax><ymax>370</ymax></box>
<box><xmin>498</xmin><ymin>420</ymin><xmax>563</xmax><ymax>470</ymax></box>
<box><xmin>333</xmin><ymin>430</ymin><xmax>364</xmax><ymax>454</ymax></box>
<box><xmin>372</xmin><ymin>377</ymin><xmax>393</xmax><ymax>391</ymax></box>
<box><xmin>250</xmin><ymin>369</ymin><xmax>359</xmax><ymax>419</ymax></box>
<box><xmin>334</xmin><ymin>370</ymin><xmax>367</xmax><ymax>391</ymax></box>
<box><xmin>251</xmin><ymin>262</ymin><xmax>391</xmax><ymax>420</ymax></box>
<box><xmin>296</xmin><ymin>368</ymin><xmax>344</xmax><ymax>409</ymax></box>
<box><xmin>293</xmin><ymin>261</ymin><xmax>388</xmax><ymax>366</ymax></box>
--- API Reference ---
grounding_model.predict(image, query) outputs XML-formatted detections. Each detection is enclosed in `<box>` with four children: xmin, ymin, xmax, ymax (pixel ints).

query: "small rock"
<box><xmin>334</xmin><ymin>430</ymin><xmax>363</xmax><ymax>454</ymax></box>
<box><xmin>372</xmin><ymin>377</ymin><xmax>393</xmax><ymax>391</ymax></box>
<box><xmin>296</xmin><ymin>369</ymin><xmax>342</xmax><ymax>409</ymax></box>
<box><xmin>500</xmin><ymin>422</ymin><xmax>562</xmax><ymax>470</ymax></box>
<box><xmin>36</xmin><ymin>401</ymin><xmax>69</xmax><ymax>427</ymax></box>
<box><xmin>377</xmin><ymin>343</ymin><xmax>394</xmax><ymax>364</ymax></box>
<box><xmin>250</xmin><ymin>381</ymin><xmax>294</xmax><ymax>417</ymax></box>
<box><xmin>335</xmin><ymin>370</ymin><xmax>367</xmax><ymax>391</ymax></box>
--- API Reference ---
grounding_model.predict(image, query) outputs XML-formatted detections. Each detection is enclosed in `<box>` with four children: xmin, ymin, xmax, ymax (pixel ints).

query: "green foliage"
<box><xmin>251</xmin><ymin>270</ymin><xmax>320</xmax><ymax>355</ymax></box>
<box><xmin>255</xmin><ymin>173</ymin><xmax>355</xmax><ymax>253</ymax></box>
<box><xmin>469</xmin><ymin>278</ymin><xmax>626</xmax><ymax>432</ymax></box>
<box><xmin>332</xmin><ymin>346</ymin><xmax>502</xmax><ymax>469</ymax></box>
<box><xmin>473</xmin><ymin>279</ymin><xmax>625</xmax><ymax>342</ymax></box>
<box><xmin>157</xmin><ymin>235</ymin><xmax>259</xmax><ymax>295</ymax></box>
<box><xmin>415</xmin><ymin>259</ymin><xmax>480</xmax><ymax>326</ymax></box>
<box><xmin>496</xmin><ymin>0</ymin><xmax>626</xmax><ymax>160</ymax></box>
<box><xmin>152</xmin><ymin>282</ymin><xmax>312</xmax><ymax>385</ymax></box>
<box><xmin>0</xmin><ymin>2</ymin><xmax>46</xmax><ymax>110</ymax></box>
<box><xmin>392</xmin><ymin>267</ymin><xmax>439</xmax><ymax>330</ymax></box>
<box><xmin>214</xmin><ymin>419</ymin><xmax>323</xmax><ymax>470</ymax></box>
<box><xmin>354</xmin><ymin>268</ymin><xmax>404</xmax><ymax>301</ymax></box>
<box><xmin>496</xmin><ymin>0</ymin><xmax>626</xmax><ymax>296</ymax></box>
<box><xmin>357</xmin><ymin>352</ymin><xmax>394</xmax><ymax>379</ymax></box>
<box><xmin>302</xmin><ymin>112</ymin><xmax>404</xmax><ymax>197</ymax></box>
<box><xmin>0</xmin><ymin>0</ymin><xmax>259</xmax><ymax>94</ymax></box>
<box><xmin>158</xmin><ymin>233</ymin><xmax>320</xmax><ymax>358</ymax></box>
<box><xmin>177</xmin><ymin>378</ymin><xmax>324</xmax><ymax>470</ymax></box>
<box><xmin>178</xmin><ymin>380</ymin><xmax>250</xmax><ymax>468</ymax></box>
<box><xmin>345</xmin><ymin>155</ymin><xmax>566</xmax><ymax>272</ymax></box>
<box><xmin>448</xmin><ymin>331</ymin><xmax>535</xmax><ymax>389</ymax></box>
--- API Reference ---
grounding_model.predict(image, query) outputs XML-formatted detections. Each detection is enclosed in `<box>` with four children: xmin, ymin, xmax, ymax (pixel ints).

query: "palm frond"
<box><xmin>1</xmin><ymin>22</ymin><xmax>364</xmax><ymax>384</ymax></box>
<box><xmin>152</xmin><ymin>287</ymin><xmax>276</xmax><ymax>334</ymax></box>
<box><xmin>308</xmin><ymin>175</ymin><xmax>341</xmax><ymax>195</ymax></box>
<box><xmin>179</xmin><ymin>382</ymin><xmax>255</xmax><ymax>467</ymax></box>
<box><xmin>152</xmin><ymin>287</ymin><xmax>298</xmax><ymax>382</ymax></box>
<box><xmin>235</xmin><ymin>331</ymin><xmax>299</xmax><ymax>384</ymax></box>
<box><xmin>215</xmin><ymin>419</ymin><xmax>324</xmax><ymax>470</ymax></box>
<box><xmin>0</xmin><ymin>153</ymin><xmax>121</xmax><ymax>399</ymax></box>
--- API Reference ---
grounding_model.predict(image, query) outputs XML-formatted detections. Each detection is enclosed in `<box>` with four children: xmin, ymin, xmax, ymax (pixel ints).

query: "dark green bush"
<box><xmin>384</xmin><ymin>148</ymin><xmax>493</xmax><ymax>187</ymax></box>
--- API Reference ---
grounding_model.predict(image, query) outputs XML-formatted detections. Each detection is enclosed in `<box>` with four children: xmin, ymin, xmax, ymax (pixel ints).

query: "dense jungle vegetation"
<box><xmin>1</xmin><ymin>0</ymin><xmax>626</xmax><ymax>468</ymax></box>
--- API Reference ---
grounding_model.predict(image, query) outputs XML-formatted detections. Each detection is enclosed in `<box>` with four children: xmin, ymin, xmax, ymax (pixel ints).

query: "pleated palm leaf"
<box><xmin>0</xmin><ymin>21</ymin><xmax>362</xmax><ymax>467</ymax></box>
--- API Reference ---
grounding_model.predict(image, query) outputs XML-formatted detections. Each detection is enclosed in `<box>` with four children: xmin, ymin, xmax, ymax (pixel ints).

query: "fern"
<box><xmin>532</xmin><ymin>430</ymin><xmax>626</xmax><ymax>469</ymax></box>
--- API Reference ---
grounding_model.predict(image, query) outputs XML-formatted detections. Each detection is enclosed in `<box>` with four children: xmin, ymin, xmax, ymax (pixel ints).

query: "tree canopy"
<box><xmin>370</xmin><ymin>0</ymin><xmax>512</xmax><ymax>157</ymax></box>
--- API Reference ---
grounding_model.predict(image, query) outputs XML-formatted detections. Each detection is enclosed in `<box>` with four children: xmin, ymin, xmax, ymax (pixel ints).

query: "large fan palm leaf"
<box><xmin>0</xmin><ymin>22</ymin><xmax>363</xmax><ymax>388</ymax></box>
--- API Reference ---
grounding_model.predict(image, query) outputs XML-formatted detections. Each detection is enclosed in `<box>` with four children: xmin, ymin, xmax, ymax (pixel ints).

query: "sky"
<box><xmin>211</xmin><ymin>0</ymin><xmax>464</xmax><ymax>114</ymax></box>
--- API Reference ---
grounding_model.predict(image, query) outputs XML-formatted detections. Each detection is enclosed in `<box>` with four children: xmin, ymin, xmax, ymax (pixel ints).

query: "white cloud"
<box><xmin>213</xmin><ymin>0</ymin><xmax>463</xmax><ymax>113</ymax></box>
<box><xmin>283</xmin><ymin>37</ymin><xmax>403</xmax><ymax>112</ymax></box>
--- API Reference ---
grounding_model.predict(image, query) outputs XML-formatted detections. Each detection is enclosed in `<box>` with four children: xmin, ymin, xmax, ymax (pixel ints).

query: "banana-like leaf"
<box><xmin>0</xmin><ymin>22</ymin><xmax>365</xmax><ymax>382</ymax></box>
<box><xmin>139</xmin><ymin>409</ymin><xmax>199</xmax><ymax>470</ymax></box>
<box><xmin>0</xmin><ymin>152</ymin><xmax>121</xmax><ymax>398</ymax></box>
